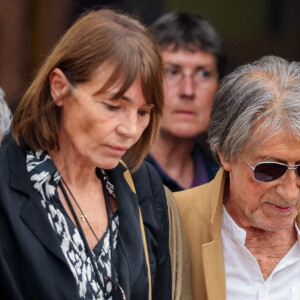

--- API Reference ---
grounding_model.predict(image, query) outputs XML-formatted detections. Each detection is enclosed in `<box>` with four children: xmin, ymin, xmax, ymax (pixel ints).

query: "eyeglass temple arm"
<box><xmin>242</xmin><ymin>154</ymin><xmax>300</xmax><ymax>170</ymax></box>
<box><xmin>241</xmin><ymin>154</ymin><xmax>255</xmax><ymax>170</ymax></box>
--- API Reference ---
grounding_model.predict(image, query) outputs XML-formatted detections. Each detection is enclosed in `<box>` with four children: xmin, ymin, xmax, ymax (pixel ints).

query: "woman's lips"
<box><xmin>175</xmin><ymin>110</ymin><xmax>197</xmax><ymax>116</ymax></box>
<box><xmin>107</xmin><ymin>145</ymin><xmax>128</xmax><ymax>155</ymax></box>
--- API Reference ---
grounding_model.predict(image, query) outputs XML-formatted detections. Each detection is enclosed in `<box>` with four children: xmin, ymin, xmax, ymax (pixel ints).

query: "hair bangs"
<box><xmin>96</xmin><ymin>46</ymin><xmax>141</xmax><ymax>100</ymax></box>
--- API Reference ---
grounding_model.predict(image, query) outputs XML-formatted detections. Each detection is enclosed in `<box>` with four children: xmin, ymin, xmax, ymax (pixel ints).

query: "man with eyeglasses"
<box><xmin>146</xmin><ymin>12</ymin><xmax>226</xmax><ymax>192</ymax></box>
<box><xmin>175</xmin><ymin>56</ymin><xmax>300</xmax><ymax>299</ymax></box>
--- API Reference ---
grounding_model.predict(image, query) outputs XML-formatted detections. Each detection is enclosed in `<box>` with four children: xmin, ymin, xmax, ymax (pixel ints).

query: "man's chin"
<box><xmin>254</xmin><ymin>220</ymin><xmax>295</xmax><ymax>232</ymax></box>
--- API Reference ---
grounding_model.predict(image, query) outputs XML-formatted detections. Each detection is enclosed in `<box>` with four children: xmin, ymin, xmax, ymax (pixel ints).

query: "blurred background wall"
<box><xmin>1</xmin><ymin>0</ymin><xmax>299</xmax><ymax>110</ymax></box>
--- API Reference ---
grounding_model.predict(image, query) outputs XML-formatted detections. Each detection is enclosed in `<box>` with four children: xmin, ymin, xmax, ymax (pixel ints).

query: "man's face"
<box><xmin>222</xmin><ymin>131</ymin><xmax>300</xmax><ymax>232</ymax></box>
<box><xmin>160</xmin><ymin>48</ymin><xmax>218</xmax><ymax>138</ymax></box>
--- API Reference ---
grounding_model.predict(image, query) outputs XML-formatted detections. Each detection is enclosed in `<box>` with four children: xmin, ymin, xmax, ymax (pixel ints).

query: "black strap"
<box><xmin>99</xmin><ymin>174</ymin><xmax>119</xmax><ymax>286</ymax></box>
<box><xmin>99</xmin><ymin>173</ymin><xmax>126</xmax><ymax>299</ymax></box>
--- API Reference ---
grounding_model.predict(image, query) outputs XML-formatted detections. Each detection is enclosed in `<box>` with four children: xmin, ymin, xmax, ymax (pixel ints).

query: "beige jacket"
<box><xmin>165</xmin><ymin>187</ymin><xmax>193</xmax><ymax>300</ymax></box>
<box><xmin>175</xmin><ymin>168</ymin><xmax>300</xmax><ymax>300</ymax></box>
<box><xmin>175</xmin><ymin>168</ymin><xmax>226</xmax><ymax>300</ymax></box>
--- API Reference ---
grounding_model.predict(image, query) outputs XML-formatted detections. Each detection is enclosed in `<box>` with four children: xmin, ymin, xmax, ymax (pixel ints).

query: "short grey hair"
<box><xmin>208</xmin><ymin>55</ymin><xmax>300</xmax><ymax>164</ymax></box>
<box><xmin>0</xmin><ymin>88</ymin><xmax>12</xmax><ymax>140</ymax></box>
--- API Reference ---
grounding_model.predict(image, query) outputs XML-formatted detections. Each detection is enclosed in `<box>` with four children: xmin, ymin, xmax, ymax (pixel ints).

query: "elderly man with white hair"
<box><xmin>176</xmin><ymin>56</ymin><xmax>300</xmax><ymax>300</ymax></box>
<box><xmin>0</xmin><ymin>88</ymin><xmax>12</xmax><ymax>145</ymax></box>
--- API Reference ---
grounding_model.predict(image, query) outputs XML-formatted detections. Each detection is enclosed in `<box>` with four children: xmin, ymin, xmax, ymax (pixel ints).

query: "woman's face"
<box><xmin>52</xmin><ymin>68</ymin><xmax>153</xmax><ymax>169</ymax></box>
<box><xmin>161</xmin><ymin>48</ymin><xmax>218</xmax><ymax>138</ymax></box>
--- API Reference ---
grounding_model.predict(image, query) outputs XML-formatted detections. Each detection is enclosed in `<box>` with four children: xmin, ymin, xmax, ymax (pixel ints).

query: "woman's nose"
<box><xmin>179</xmin><ymin>75</ymin><xmax>195</xmax><ymax>98</ymax></box>
<box><xmin>116</xmin><ymin>114</ymin><xmax>138</xmax><ymax>138</ymax></box>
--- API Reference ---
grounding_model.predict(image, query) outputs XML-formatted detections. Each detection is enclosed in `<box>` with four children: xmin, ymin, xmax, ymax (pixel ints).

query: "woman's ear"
<box><xmin>218</xmin><ymin>152</ymin><xmax>232</xmax><ymax>171</ymax></box>
<box><xmin>49</xmin><ymin>68</ymin><xmax>71</xmax><ymax>107</ymax></box>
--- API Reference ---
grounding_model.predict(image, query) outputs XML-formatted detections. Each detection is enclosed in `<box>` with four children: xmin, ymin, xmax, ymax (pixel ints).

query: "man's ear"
<box><xmin>218</xmin><ymin>152</ymin><xmax>232</xmax><ymax>172</ymax></box>
<box><xmin>49</xmin><ymin>68</ymin><xmax>71</xmax><ymax>107</ymax></box>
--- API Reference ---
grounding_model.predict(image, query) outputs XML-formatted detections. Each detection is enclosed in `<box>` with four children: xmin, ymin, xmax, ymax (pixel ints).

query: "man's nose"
<box><xmin>276</xmin><ymin>169</ymin><xmax>300</xmax><ymax>201</ymax></box>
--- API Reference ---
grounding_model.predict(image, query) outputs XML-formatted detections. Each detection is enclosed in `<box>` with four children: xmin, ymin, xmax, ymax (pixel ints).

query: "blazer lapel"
<box><xmin>202</xmin><ymin>240</ymin><xmax>226</xmax><ymax>300</ymax></box>
<box><xmin>8</xmin><ymin>141</ymin><xmax>69</xmax><ymax>263</ymax></box>
<box><xmin>107</xmin><ymin>164</ymin><xmax>145</xmax><ymax>291</ymax></box>
<box><xmin>20</xmin><ymin>191</ymin><xmax>67</xmax><ymax>262</ymax></box>
<box><xmin>202</xmin><ymin>170</ymin><xmax>226</xmax><ymax>300</ymax></box>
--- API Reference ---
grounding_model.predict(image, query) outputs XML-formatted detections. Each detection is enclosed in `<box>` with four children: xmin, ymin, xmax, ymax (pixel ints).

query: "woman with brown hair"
<box><xmin>0</xmin><ymin>9</ymin><xmax>172</xmax><ymax>300</ymax></box>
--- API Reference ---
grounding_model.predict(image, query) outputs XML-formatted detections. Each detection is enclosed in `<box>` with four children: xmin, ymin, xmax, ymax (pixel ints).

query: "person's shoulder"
<box><xmin>131</xmin><ymin>160</ymin><xmax>168</xmax><ymax>218</ymax></box>
<box><xmin>174</xmin><ymin>179</ymin><xmax>213</xmax><ymax>207</ymax></box>
<box><xmin>0</xmin><ymin>137</ymin><xmax>23</xmax><ymax>159</ymax></box>
<box><xmin>0</xmin><ymin>139</ymin><xmax>23</xmax><ymax>202</ymax></box>
<box><xmin>0</xmin><ymin>138</ymin><xmax>27</xmax><ymax>178</ymax></box>
<box><xmin>0</xmin><ymin>136</ymin><xmax>13</xmax><ymax>168</ymax></box>
<box><xmin>0</xmin><ymin>145</ymin><xmax>8</xmax><ymax>184</ymax></box>
<box><xmin>174</xmin><ymin>168</ymin><xmax>225</xmax><ymax>220</ymax></box>
<box><xmin>1</xmin><ymin>130</ymin><xmax>13</xmax><ymax>147</ymax></box>
<box><xmin>132</xmin><ymin>160</ymin><xmax>164</xmax><ymax>192</ymax></box>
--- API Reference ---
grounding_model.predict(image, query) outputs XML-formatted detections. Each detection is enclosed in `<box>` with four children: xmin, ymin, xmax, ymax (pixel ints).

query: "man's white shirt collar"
<box><xmin>222</xmin><ymin>205</ymin><xmax>300</xmax><ymax>300</ymax></box>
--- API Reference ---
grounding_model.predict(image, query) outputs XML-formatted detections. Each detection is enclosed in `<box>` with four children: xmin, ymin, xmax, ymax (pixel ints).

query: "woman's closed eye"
<box><xmin>138</xmin><ymin>109</ymin><xmax>151</xmax><ymax>117</ymax></box>
<box><xmin>104</xmin><ymin>103</ymin><xmax>120</xmax><ymax>111</ymax></box>
<box><xmin>138</xmin><ymin>104</ymin><xmax>153</xmax><ymax>117</ymax></box>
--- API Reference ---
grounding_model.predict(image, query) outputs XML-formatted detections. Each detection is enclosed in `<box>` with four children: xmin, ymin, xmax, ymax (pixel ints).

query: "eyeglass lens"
<box><xmin>164</xmin><ymin>66</ymin><xmax>215</xmax><ymax>86</ymax></box>
<box><xmin>254</xmin><ymin>163</ymin><xmax>300</xmax><ymax>182</ymax></box>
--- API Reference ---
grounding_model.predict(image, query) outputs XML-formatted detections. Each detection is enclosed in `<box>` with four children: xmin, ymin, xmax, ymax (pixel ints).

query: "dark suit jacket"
<box><xmin>0</xmin><ymin>140</ymin><xmax>171</xmax><ymax>300</ymax></box>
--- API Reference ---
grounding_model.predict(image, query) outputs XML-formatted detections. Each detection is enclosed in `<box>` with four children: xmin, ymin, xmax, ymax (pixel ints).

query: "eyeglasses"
<box><xmin>164</xmin><ymin>66</ymin><xmax>217</xmax><ymax>86</ymax></box>
<box><xmin>242</xmin><ymin>155</ymin><xmax>300</xmax><ymax>183</ymax></box>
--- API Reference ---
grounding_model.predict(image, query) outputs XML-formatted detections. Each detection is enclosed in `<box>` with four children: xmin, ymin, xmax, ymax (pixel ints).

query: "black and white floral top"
<box><xmin>26</xmin><ymin>150</ymin><xmax>119</xmax><ymax>300</ymax></box>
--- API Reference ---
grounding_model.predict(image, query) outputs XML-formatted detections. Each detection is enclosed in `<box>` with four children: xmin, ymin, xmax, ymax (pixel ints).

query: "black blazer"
<box><xmin>0</xmin><ymin>140</ymin><xmax>171</xmax><ymax>300</ymax></box>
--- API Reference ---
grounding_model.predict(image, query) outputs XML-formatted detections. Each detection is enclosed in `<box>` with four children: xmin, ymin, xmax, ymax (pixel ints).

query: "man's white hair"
<box><xmin>0</xmin><ymin>88</ymin><xmax>12</xmax><ymax>141</ymax></box>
